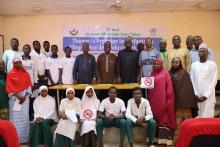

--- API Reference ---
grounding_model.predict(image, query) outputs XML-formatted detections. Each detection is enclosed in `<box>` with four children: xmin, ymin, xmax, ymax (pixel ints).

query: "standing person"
<box><xmin>159</xmin><ymin>38</ymin><xmax>167</xmax><ymax>64</ymax></box>
<box><xmin>125</xmin><ymin>87</ymin><xmax>156</xmax><ymax>147</ymax></box>
<box><xmin>73</xmin><ymin>42</ymin><xmax>96</xmax><ymax>84</ymax></box>
<box><xmin>6</xmin><ymin>58</ymin><xmax>32</xmax><ymax>144</ymax></box>
<box><xmin>2</xmin><ymin>38</ymin><xmax>23</xmax><ymax>72</ymax></box>
<box><xmin>45</xmin><ymin>45</ymin><xmax>60</xmax><ymax>86</ymax></box>
<box><xmin>42</xmin><ymin>41</ymin><xmax>51</xmax><ymax>58</ymax></box>
<box><xmin>21</xmin><ymin>44</ymin><xmax>35</xmax><ymax>121</ymax></box>
<box><xmin>190</xmin><ymin>44</ymin><xmax>217</xmax><ymax>118</ymax></box>
<box><xmin>186</xmin><ymin>35</ymin><xmax>194</xmax><ymax>51</ymax></box>
<box><xmin>169</xmin><ymin>57</ymin><xmax>197</xmax><ymax>126</ymax></box>
<box><xmin>166</xmin><ymin>35</ymin><xmax>191</xmax><ymax>71</ymax></box>
<box><xmin>59</xmin><ymin>47</ymin><xmax>76</xmax><ymax>85</ymax></box>
<box><xmin>137</xmin><ymin>42</ymin><xmax>145</xmax><ymax>55</ymax></box>
<box><xmin>117</xmin><ymin>36</ymin><xmax>139</xmax><ymax>83</ymax></box>
<box><xmin>0</xmin><ymin>60</ymin><xmax>8</xmax><ymax>120</ymax></box>
<box><xmin>191</xmin><ymin>36</ymin><xmax>214</xmax><ymax>63</ymax></box>
<box><xmin>140</xmin><ymin>37</ymin><xmax>160</xmax><ymax>78</ymax></box>
<box><xmin>81</xmin><ymin>86</ymin><xmax>100</xmax><ymax>147</ymax></box>
<box><xmin>29</xmin><ymin>86</ymin><xmax>57</xmax><ymax>147</ymax></box>
<box><xmin>97</xmin><ymin>41</ymin><xmax>117</xmax><ymax>84</ymax></box>
<box><xmin>21</xmin><ymin>44</ymin><xmax>35</xmax><ymax>85</ymax></box>
<box><xmin>30</xmin><ymin>40</ymin><xmax>47</xmax><ymax>87</ymax></box>
<box><xmin>148</xmin><ymin>59</ymin><xmax>176</xmax><ymax>146</ymax></box>
<box><xmin>96</xmin><ymin>87</ymin><xmax>126</xmax><ymax>147</ymax></box>
<box><xmin>54</xmin><ymin>88</ymin><xmax>81</xmax><ymax>147</ymax></box>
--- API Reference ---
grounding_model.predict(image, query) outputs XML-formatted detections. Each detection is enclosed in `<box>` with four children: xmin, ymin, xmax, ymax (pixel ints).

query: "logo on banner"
<box><xmin>69</xmin><ymin>28</ymin><xmax>79</xmax><ymax>36</ymax></box>
<box><xmin>140</xmin><ymin>77</ymin><xmax>154</xmax><ymax>89</ymax></box>
<box><xmin>80</xmin><ymin>108</ymin><xmax>97</xmax><ymax>120</ymax></box>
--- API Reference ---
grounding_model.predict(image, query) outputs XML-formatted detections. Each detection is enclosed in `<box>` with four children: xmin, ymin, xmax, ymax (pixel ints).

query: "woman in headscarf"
<box><xmin>0</xmin><ymin>60</ymin><xmax>8</xmax><ymax>120</ymax></box>
<box><xmin>54</xmin><ymin>88</ymin><xmax>81</xmax><ymax>147</ymax></box>
<box><xmin>169</xmin><ymin>57</ymin><xmax>197</xmax><ymax>126</ymax></box>
<box><xmin>148</xmin><ymin>59</ymin><xmax>176</xmax><ymax>146</ymax></box>
<box><xmin>81</xmin><ymin>86</ymin><xmax>100</xmax><ymax>147</ymax></box>
<box><xmin>6</xmin><ymin>58</ymin><xmax>32</xmax><ymax>144</ymax></box>
<box><xmin>29</xmin><ymin>85</ymin><xmax>57</xmax><ymax>147</ymax></box>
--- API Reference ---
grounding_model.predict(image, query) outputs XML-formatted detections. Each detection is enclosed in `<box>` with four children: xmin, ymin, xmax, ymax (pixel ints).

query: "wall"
<box><xmin>1</xmin><ymin>11</ymin><xmax>220</xmax><ymax>76</ymax></box>
<box><xmin>0</xmin><ymin>16</ymin><xmax>4</xmax><ymax>57</ymax></box>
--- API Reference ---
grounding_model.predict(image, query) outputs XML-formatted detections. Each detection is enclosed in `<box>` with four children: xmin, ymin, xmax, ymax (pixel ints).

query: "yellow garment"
<box><xmin>165</xmin><ymin>48</ymin><xmax>191</xmax><ymax>72</ymax></box>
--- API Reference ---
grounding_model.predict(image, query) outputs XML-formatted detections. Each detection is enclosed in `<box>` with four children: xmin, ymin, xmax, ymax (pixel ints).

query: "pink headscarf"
<box><xmin>149</xmin><ymin>59</ymin><xmax>177</xmax><ymax>129</ymax></box>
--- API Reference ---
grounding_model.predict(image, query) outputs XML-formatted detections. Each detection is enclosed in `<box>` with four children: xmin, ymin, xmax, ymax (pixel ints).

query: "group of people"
<box><xmin>0</xmin><ymin>34</ymin><xmax>218</xmax><ymax>147</ymax></box>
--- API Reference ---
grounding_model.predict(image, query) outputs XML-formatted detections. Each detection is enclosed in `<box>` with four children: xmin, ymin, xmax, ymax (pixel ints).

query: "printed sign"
<box><xmin>140</xmin><ymin>77</ymin><xmax>154</xmax><ymax>89</ymax></box>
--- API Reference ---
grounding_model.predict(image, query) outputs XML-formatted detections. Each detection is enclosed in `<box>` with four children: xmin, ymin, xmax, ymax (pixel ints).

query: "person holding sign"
<box><xmin>54</xmin><ymin>88</ymin><xmax>81</xmax><ymax>147</ymax></box>
<box><xmin>125</xmin><ymin>87</ymin><xmax>156</xmax><ymax>147</ymax></box>
<box><xmin>6</xmin><ymin>58</ymin><xmax>32</xmax><ymax>144</ymax></box>
<box><xmin>29</xmin><ymin>86</ymin><xmax>58</xmax><ymax>147</ymax></box>
<box><xmin>80</xmin><ymin>86</ymin><xmax>100</xmax><ymax>147</ymax></box>
<box><xmin>96</xmin><ymin>87</ymin><xmax>126</xmax><ymax>147</ymax></box>
<box><xmin>148</xmin><ymin>59</ymin><xmax>176</xmax><ymax>146</ymax></box>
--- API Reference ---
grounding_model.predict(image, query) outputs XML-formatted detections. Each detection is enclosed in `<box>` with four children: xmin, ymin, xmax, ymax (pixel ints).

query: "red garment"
<box><xmin>0</xmin><ymin>119</ymin><xmax>20</xmax><ymax>147</ymax></box>
<box><xmin>148</xmin><ymin>59</ymin><xmax>176</xmax><ymax>129</ymax></box>
<box><xmin>6</xmin><ymin>65</ymin><xmax>32</xmax><ymax>93</ymax></box>
<box><xmin>176</xmin><ymin>118</ymin><xmax>220</xmax><ymax>147</ymax></box>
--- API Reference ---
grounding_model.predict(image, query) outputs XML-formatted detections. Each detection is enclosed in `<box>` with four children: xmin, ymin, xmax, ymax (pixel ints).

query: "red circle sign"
<box><xmin>144</xmin><ymin>78</ymin><xmax>152</xmax><ymax>86</ymax></box>
<box><xmin>83</xmin><ymin>109</ymin><xmax>93</xmax><ymax>119</ymax></box>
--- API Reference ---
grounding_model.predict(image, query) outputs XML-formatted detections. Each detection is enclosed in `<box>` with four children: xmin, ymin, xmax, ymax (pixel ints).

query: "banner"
<box><xmin>62</xmin><ymin>25</ymin><xmax>166</xmax><ymax>57</ymax></box>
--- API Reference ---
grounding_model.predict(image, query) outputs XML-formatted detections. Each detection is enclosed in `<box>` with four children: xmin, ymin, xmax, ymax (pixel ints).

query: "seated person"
<box><xmin>54</xmin><ymin>88</ymin><xmax>81</xmax><ymax>147</ymax></box>
<box><xmin>96</xmin><ymin>87</ymin><xmax>126</xmax><ymax>147</ymax></box>
<box><xmin>81</xmin><ymin>86</ymin><xmax>100</xmax><ymax>147</ymax></box>
<box><xmin>29</xmin><ymin>86</ymin><xmax>58</xmax><ymax>147</ymax></box>
<box><xmin>125</xmin><ymin>87</ymin><xmax>156</xmax><ymax>147</ymax></box>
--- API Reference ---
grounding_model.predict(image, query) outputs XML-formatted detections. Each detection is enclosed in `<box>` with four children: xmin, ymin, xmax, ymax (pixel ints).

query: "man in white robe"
<box><xmin>190</xmin><ymin>43</ymin><xmax>217</xmax><ymax>118</ymax></box>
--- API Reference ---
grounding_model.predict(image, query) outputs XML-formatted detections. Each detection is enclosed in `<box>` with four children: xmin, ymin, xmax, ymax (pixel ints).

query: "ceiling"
<box><xmin>0</xmin><ymin>0</ymin><xmax>219</xmax><ymax>16</ymax></box>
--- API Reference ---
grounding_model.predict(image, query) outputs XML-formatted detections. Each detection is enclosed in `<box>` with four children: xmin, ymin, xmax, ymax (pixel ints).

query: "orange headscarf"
<box><xmin>6</xmin><ymin>58</ymin><xmax>32</xmax><ymax>93</ymax></box>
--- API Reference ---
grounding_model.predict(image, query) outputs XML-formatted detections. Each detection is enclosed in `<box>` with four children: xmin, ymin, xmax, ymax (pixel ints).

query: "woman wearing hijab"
<box><xmin>54</xmin><ymin>88</ymin><xmax>81</xmax><ymax>147</ymax></box>
<box><xmin>81</xmin><ymin>86</ymin><xmax>100</xmax><ymax>147</ymax></box>
<box><xmin>6</xmin><ymin>58</ymin><xmax>32</xmax><ymax>144</ymax></box>
<box><xmin>0</xmin><ymin>60</ymin><xmax>8</xmax><ymax>120</ymax></box>
<box><xmin>29</xmin><ymin>85</ymin><xmax>57</xmax><ymax>147</ymax></box>
<box><xmin>148</xmin><ymin>59</ymin><xmax>176</xmax><ymax>146</ymax></box>
<box><xmin>169</xmin><ymin>57</ymin><xmax>197</xmax><ymax>125</ymax></box>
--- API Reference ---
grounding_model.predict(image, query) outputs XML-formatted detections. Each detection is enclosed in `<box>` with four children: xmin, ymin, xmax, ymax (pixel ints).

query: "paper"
<box><xmin>13</xmin><ymin>99</ymin><xmax>22</xmax><ymax>111</ymax></box>
<box><xmin>65</xmin><ymin>110</ymin><xmax>78</xmax><ymax>122</ymax></box>
<box><xmin>140</xmin><ymin>77</ymin><xmax>154</xmax><ymax>89</ymax></box>
<box><xmin>80</xmin><ymin>108</ymin><xmax>97</xmax><ymax>120</ymax></box>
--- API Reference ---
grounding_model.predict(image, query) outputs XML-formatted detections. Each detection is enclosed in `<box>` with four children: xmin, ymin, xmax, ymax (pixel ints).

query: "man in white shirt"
<box><xmin>2</xmin><ymin>38</ymin><xmax>23</xmax><ymax>72</ymax></box>
<box><xmin>190</xmin><ymin>44</ymin><xmax>217</xmax><ymax>118</ymax></box>
<box><xmin>30</xmin><ymin>40</ymin><xmax>47</xmax><ymax>87</ymax></box>
<box><xmin>45</xmin><ymin>45</ymin><xmax>60</xmax><ymax>86</ymax></box>
<box><xmin>125</xmin><ymin>87</ymin><xmax>156</xmax><ymax>147</ymax></box>
<box><xmin>96</xmin><ymin>87</ymin><xmax>126</xmax><ymax>147</ymax></box>
<box><xmin>59</xmin><ymin>47</ymin><xmax>75</xmax><ymax>84</ymax></box>
<box><xmin>42</xmin><ymin>41</ymin><xmax>51</xmax><ymax>58</ymax></box>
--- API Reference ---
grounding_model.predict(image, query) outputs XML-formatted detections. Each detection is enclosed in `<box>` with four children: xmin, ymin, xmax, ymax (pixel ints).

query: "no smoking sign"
<box><xmin>140</xmin><ymin>77</ymin><xmax>154</xmax><ymax>89</ymax></box>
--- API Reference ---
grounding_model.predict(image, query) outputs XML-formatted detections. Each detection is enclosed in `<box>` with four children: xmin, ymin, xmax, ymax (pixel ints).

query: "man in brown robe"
<box><xmin>97</xmin><ymin>41</ymin><xmax>117</xmax><ymax>84</ymax></box>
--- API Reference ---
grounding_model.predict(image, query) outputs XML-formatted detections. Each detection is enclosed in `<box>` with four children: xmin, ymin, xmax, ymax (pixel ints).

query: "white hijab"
<box><xmin>66</xmin><ymin>87</ymin><xmax>75</xmax><ymax>96</ymax></box>
<box><xmin>81</xmin><ymin>86</ymin><xmax>100</xmax><ymax>110</ymax></box>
